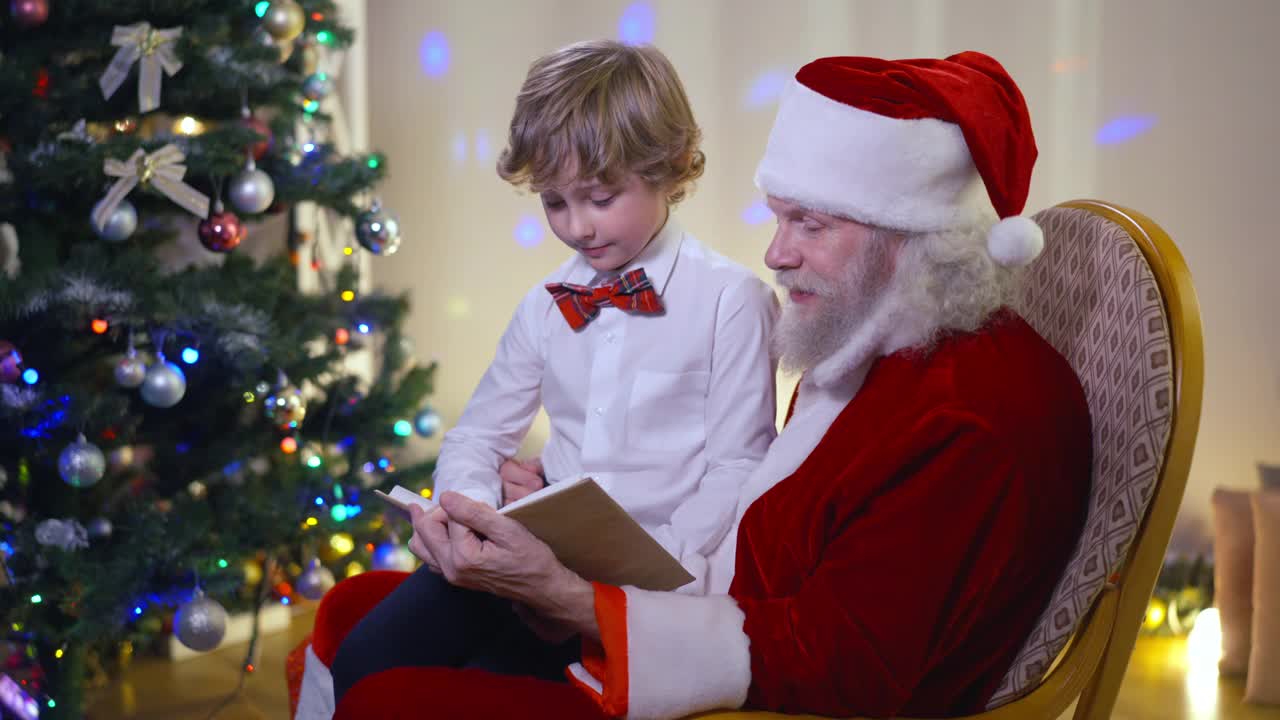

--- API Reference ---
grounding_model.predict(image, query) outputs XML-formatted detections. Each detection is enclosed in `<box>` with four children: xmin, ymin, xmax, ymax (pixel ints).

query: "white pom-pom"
<box><xmin>987</xmin><ymin>216</ymin><xmax>1044</xmax><ymax>267</ymax></box>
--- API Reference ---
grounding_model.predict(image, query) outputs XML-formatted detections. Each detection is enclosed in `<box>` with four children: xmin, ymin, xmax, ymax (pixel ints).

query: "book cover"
<box><xmin>376</xmin><ymin>478</ymin><xmax>694</xmax><ymax>591</ymax></box>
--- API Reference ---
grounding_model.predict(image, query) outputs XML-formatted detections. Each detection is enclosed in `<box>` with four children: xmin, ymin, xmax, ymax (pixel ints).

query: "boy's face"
<box><xmin>540</xmin><ymin>172</ymin><xmax>668</xmax><ymax>273</ymax></box>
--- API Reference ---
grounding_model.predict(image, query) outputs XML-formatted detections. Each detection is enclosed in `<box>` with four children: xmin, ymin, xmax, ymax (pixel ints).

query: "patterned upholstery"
<box><xmin>985</xmin><ymin>206</ymin><xmax>1176</xmax><ymax>708</ymax></box>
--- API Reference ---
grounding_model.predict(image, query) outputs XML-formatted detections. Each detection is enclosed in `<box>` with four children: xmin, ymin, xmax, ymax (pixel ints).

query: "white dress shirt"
<box><xmin>433</xmin><ymin>217</ymin><xmax>779</xmax><ymax>593</ymax></box>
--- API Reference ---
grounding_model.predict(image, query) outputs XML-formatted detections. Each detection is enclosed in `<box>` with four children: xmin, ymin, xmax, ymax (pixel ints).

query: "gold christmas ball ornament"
<box><xmin>107</xmin><ymin>445</ymin><xmax>135</xmax><ymax>472</ymax></box>
<box><xmin>242</xmin><ymin>559</ymin><xmax>264</xmax><ymax>585</ymax></box>
<box><xmin>261</xmin><ymin>0</ymin><xmax>306</xmax><ymax>42</ymax></box>
<box><xmin>253</xmin><ymin>27</ymin><xmax>293</xmax><ymax>63</ymax></box>
<box><xmin>264</xmin><ymin>384</ymin><xmax>307</xmax><ymax>430</ymax></box>
<box><xmin>298</xmin><ymin>43</ymin><xmax>320</xmax><ymax>75</ymax></box>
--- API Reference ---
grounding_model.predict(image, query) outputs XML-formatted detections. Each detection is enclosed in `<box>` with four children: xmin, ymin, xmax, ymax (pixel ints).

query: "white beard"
<box><xmin>772</xmin><ymin>238</ymin><xmax>896</xmax><ymax>375</ymax></box>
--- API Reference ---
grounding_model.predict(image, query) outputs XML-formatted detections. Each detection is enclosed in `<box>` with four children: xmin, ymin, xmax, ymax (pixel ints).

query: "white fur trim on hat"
<box><xmin>987</xmin><ymin>215</ymin><xmax>1044</xmax><ymax>267</ymax></box>
<box><xmin>754</xmin><ymin>80</ymin><xmax>991</xmax><ymax>233</ymax></box>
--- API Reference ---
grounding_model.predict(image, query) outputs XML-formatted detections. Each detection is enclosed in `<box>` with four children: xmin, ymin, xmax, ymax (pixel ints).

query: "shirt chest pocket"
<box><xmin>627</xmin><ymin>369</ymin><xmax>710</xmax><ymax>453</ymax></box>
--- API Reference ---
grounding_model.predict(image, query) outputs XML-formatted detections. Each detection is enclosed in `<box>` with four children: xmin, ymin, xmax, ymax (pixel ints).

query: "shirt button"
<box><xmin>595</xmin><ymin>407</ymin><xmax>605</xmax><ymax>416</ymax></box>
<box><xmin>605</xmin><ymin>332</ymin><xmax>616</xmax><ymax>343</ymax></box>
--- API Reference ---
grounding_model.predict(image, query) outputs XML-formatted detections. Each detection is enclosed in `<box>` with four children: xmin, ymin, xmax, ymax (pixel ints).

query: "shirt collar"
<box><xmin>562</xmin><ymin>215</ymin><xmax>684</xmax><ymax>296</ymax></box>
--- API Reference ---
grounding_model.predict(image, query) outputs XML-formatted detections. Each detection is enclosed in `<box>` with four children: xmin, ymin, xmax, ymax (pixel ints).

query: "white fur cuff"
<box><xmin>294</xmin><ymin>644</ymin><xmax>336</xmax><ymax>720</ymax></box>
<box><xmin>623</xmin><ymin>589</ymin><xmax>751</xmax><ymax>719</ymax></box>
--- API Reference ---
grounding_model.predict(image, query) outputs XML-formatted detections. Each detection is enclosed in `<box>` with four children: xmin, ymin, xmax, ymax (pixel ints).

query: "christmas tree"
<box><xmin>0</xmin><ymin>1</ymin><xmax>436</xmax><ymax>716</ymax></box>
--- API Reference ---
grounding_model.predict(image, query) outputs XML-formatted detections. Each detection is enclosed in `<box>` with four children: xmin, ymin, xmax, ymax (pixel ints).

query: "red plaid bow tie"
<box><xmin>545</xmin><ymin>268</ymin><xmax>664</xmax><ymax>330</ymax></box>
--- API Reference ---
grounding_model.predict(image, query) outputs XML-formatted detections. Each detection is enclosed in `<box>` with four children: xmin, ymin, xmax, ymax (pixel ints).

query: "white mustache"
<box><xmin>775</xmin><ymin>270</ymin><xmax>832</xmax><ymax>297</ymax></box>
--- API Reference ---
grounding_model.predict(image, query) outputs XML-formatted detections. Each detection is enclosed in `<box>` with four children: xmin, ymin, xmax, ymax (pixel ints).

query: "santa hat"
<box><xmin>754</xmin><ymin>51</ymin><xmax>1044</xmax><ymax>267</ymax></box>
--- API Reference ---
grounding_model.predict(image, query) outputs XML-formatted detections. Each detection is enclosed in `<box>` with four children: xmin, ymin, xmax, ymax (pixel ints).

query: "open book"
<box><xmin>375</xmin><ymin>477</ymin><xmax>695</xmax><ymax>592</ymax></box>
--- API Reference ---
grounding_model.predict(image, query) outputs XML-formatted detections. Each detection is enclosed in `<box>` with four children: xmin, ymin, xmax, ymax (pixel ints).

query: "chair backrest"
<box><xmin>979</xmin><ymin>201</ymin><xmax>1203</xmax><ymax>719</ymax></box>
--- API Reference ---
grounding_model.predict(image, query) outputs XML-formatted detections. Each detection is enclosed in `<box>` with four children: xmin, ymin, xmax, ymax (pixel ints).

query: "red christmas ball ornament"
<box><xmin>32</xmin><ymin>67</ymin><xmax>50</xmax><ymax>98</ymax></box>
<box><xmin>10</xmin><ymin>0</ymin><xmax>49</xmax><ymax>28</ymax></box>
<box><xmin>241</xmin><ymin>114</ymin><xmax>273</xmax><ymax>161</ymax></box>
<box><xmin>0</xmin><ymin>339</ymin><xmax>22</xmax><ymax>384</ymax></box>
<box><xmin>198</xmin><ymin>207</ymin><xmax>246</xmax><ymax>252</ymax></box>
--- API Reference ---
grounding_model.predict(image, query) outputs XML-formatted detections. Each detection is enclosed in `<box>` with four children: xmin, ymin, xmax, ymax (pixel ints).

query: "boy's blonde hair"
<box><xmin>497</xmin><ymin>40</ymin><xmax>705</xmax><ymax>204</ymax></box>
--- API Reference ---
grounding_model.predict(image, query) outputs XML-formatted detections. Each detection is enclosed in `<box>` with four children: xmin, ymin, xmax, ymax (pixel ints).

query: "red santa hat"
<box><xmin>755</xmin><ymin>51</ymin><xmax>1044</xmax><ymax>267</ymax></box>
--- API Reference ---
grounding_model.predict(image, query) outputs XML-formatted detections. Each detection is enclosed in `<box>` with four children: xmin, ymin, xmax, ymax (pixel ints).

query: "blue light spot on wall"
<box><xmin>515</xmin><ymin>215</ymin><xmax>545</xmax><ymax>248</ymax></box>
<box><xmin>418</xmin><ymin>31</ymin><xmax>451</xmax><ymax>77</ymax></box>
<box><xmin>746</xmin><ymin>70</ymin><xmax>789</xmax><ymax>109</ymax></box>
<box><xmin>742</xmin><ymin>200</ymin><xmax>772</xmax><ymax>225</ymax></box>
<box><xmin>474</xmin><ymin>130</ymin><xmax>492</xmax><ymax>163</ymax></box>
<box><xmin>618</xmin><ymin>2</ymin><xmax>655</xmax><ymax>45</ymax></box>
<box><xmin>1095</xmin><ymin>114</ymin><xmax>1157</xmax><ymax>145</ymax></box>
<box><xmin>451</xmin><ymin>131</ymin><xmax>468</xmax><ymax>165</ymax></box>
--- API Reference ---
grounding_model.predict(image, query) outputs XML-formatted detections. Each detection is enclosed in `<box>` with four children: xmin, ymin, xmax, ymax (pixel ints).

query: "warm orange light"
<box><xmin>280</xmin><ymin>437</ymin><xmax>299</xmax><ymax>454</ymax></box>
<box><xmin>91</xmin><ymin>319</ymin><xmax>109</xmax><ymax>334</ymax></box>
<box><xmin>335</xmin><ymin>328</ymin><xmax>350</xmax><ymax>345</ymax></box>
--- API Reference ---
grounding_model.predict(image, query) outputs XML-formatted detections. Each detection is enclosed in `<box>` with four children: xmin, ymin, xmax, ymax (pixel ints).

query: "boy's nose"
<box><xmin>566</xmin><ymin>211</ymin><xmax>594</xmax><ymax>242</ymax></box>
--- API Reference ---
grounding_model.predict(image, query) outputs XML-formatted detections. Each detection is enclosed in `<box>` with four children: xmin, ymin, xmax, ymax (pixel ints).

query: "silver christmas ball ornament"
<box><xmin>140</xmin><ymin>359</ymin><xmax>186</xmax><ymax>408</ymax></box>
<box><xmin>372</xmin><ymin>542</ymin><xmax>417</xmax><ymax>572</ymax></box>
<box><xmin>301</xmin><ymin>72</ymin><xmax>332</xmax><ymax>101</ymax></box>
<box><xmin>59</xmin><ymin>434</ymin><xmax>106</xmax><ymax>488</ymax></box>
<box><xmin>228</xmin><ymin>158</ymin><xmax>276</xmax><ymax>215</ymax></box>
<box><xmin>87</xmin><ymin>517</ymin><xmax>113</xmax><ymax>539</ymax></box>
<box><xmin>355</xmin><ymin>200</ymin><xmax>401</xmax><ymax>256</ymax></box>
<box><xmin>115</xmin><ymin>349</ymin><xmax>147</xmax><ymax>388</ymax></box>
<box><xmin>91</xmin><ymin>198</ymin><xmax>138</xmax><ymax>243</ymax></box>
<box><xmin>413</xmin><ymin>407</ymin><xmax>441</xmax><ymax>438</ymax></box>
<box><xmin>174</xmin><ymin>591</ymin><xmax>228</xmax><ymax>652</ymax></box>
<box><xmin>296</xmin><ymin>561</ymin><xmax>336</xmax><ymax>600</ymax></box>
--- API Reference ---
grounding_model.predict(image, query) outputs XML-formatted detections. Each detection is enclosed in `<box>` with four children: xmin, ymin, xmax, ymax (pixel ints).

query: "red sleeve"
<box><xmin>737</xmin><ymin>409</ymin><xmax>1044</xmax><ymax>717</ymax></box>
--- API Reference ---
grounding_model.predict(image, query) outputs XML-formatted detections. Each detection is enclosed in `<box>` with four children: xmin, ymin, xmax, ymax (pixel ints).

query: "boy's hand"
<box><xmin>500</xmin><ymin>457</ymin><xmax>545</xmax><ymax>506</ymax></box>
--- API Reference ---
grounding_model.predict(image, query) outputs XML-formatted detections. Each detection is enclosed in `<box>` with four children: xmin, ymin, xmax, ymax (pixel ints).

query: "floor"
<box><xmin>83</xmin><ymin>610</ymin><xmax>1280</xmax><ymax>720</ymax></box>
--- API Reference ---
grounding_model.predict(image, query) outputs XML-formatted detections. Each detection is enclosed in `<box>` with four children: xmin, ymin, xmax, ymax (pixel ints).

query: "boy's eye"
<box><xmin>591</xmin><ymin>195</ymin><xmax>616</xmax><ymax>208</ymax></box>
<box><xmin>543</xmin><ymin>198</ymin><xmax>566</xmax><ymax>209</ymax></box>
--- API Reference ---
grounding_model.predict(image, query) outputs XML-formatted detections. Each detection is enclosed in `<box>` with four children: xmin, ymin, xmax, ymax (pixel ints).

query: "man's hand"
<box><xmin>500</xmin><ymin>457</ymin><xmax>545</xmax><ymax>506</ymax></box>
<box><xmin>512</xmin><ymin>601</ymin><xmax>578</xmax><ymax>644</ymax></box>
<box><xmin>406</xmin><ymin>504</ymin><xmax>450</xmax><ymax>573</ymax></box>
<box><xmin>414</xmin><ymin>491</ymin><xmax>599</xmax><ymax>641</ymax></box>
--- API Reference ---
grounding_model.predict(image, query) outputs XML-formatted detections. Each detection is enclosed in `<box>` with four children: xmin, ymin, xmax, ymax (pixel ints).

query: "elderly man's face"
<box><xmin>764</xmin><ymin>195</ymin><xmax>903</xmax><ymax>371</ymax></box>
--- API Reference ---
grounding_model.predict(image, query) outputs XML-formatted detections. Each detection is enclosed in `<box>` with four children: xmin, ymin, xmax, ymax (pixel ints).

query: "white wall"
<box><xmin>363</xmin><ymin>0</ymin><xmax>1280</xmax><ymax>556</ymax></box>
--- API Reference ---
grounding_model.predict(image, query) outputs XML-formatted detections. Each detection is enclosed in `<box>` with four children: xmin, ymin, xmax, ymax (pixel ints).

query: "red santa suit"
<box><xmin>563</xmin><ymin>309</ymin><xmax>1090</xmax><ymax>719</ymax></box>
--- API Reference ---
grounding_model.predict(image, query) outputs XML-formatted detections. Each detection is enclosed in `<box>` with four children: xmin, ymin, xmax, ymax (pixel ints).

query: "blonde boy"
<box><xmin>331</xmin><ymin>40</ymin><xmax>776</xmax><ymax>703</ymax></box>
